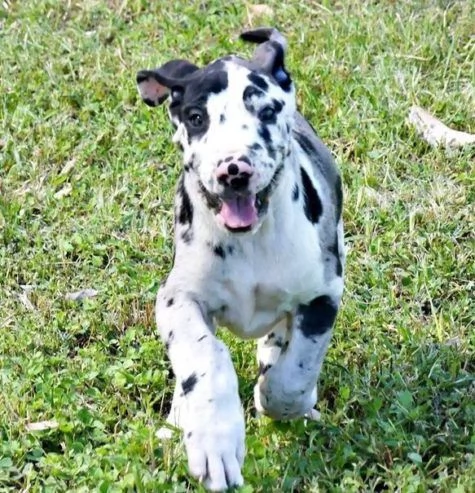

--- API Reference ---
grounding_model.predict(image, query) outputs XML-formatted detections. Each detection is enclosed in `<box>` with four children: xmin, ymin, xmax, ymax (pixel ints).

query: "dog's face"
<box><xmin>137</xmin><ymin>28</ymin><xmax>296</xmax><ymax>233</ymax></box>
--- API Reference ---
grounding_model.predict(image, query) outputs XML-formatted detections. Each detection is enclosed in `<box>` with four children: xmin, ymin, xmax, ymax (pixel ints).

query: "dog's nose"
<box><xmin>216</xmin><ymin>156</ymin><xmax>254</xmax><ymax>191</ymax></box>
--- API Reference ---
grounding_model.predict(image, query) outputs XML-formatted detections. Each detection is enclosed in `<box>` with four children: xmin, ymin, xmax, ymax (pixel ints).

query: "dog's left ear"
<box><xmin>240</xmin><ymin>27</ymin><xmax>291</xmax><ymax>90</ymax></box>
<box><xmin>136</xmin><ymin>59</ymin><xmax>199</xmax><ymax>107</ymax></box>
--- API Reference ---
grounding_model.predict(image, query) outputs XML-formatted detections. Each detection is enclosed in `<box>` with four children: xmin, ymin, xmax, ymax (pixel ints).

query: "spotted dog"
<box><xmin>137</xmin><ymin>27</ymin><xmax>345</xmax><ymax>491</ymax></box>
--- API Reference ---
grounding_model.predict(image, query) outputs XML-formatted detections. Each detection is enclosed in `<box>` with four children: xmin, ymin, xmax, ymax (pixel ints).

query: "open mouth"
<box><xmin>198</xmin><ymin>165</ymin><xmax>283</xmax><ymax>233</ymax></box>
<box><xmin>218</xmin><ymin>194</ymin><xmax>258</xmax><ymax>231</ymax></box>
<box><xmin>198</xmin><ymin>183</ymin><xmax>267</xmax><ymax>233</ymax></box>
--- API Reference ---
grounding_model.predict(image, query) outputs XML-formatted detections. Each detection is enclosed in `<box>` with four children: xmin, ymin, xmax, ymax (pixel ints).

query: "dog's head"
<box><xmin>137</xmin><ymin>28</ymin><xmax>296</xmax><ymax>233</ymax></box>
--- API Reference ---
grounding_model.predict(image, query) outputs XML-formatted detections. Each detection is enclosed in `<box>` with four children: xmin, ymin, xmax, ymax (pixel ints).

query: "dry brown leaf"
<box><xmin>26</xmin><ymin>420</ymin><xmax>59</xmax><ymax>432</ymax></box>
<box><xmin>18</xmin><ymin>291</ymin><xmax>36</xmax><ymax>311</ymax></box>
<box><xmin>65</xmin><ymin>288</ymin><xmax>99</xmax><ymax>301</ymax></box>
<box><xmin>407</xmin><ymin>105</ymin><xmax>475</xmax><ymax>150</ymax></box>
<box><xmin>54</xmin><ymin>183</ymin><xmax>72</xmax><ymax>199</ymax></box>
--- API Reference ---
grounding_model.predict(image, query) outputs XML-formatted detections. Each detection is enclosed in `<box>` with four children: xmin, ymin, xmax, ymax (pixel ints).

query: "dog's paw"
<box><xmin>184</xmin><ymin>407</ymin><xmax>245</xmax><ymax>491</ymax></box>
<box><xmin>304</xmin><ymin>408</ymin><xmax>321</xmax><ymax>421</ymax></box>
<box><xmin>254</xmin><ymin>378</ymin><xmax>317</xmax><ymax>420</ymax></box>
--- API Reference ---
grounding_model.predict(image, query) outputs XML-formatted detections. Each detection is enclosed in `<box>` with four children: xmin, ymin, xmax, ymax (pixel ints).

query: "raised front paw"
<box><xmin>184</xmin><ymin>407</ymin><xmax>246</xmax><ymax>491</ymax></box>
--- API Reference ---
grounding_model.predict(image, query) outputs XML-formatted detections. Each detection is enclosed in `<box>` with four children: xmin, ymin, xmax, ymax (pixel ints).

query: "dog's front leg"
<box><xmin>156</xmin><ymin>287</ymin><xmax>245</xmax><ymax>491</ymax></box>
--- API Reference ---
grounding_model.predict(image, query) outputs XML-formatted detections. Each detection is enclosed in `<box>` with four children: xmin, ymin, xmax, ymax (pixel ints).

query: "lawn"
<box><xmin>0</xmin><ymin>0</ymin><xmax>474</xmax><ymax>491</ymax></box>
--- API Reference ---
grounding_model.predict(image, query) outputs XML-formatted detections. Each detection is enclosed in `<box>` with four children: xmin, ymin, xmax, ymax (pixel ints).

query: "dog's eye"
<box><xmin>258</xmin><ymin>106</ymin><xmax>276</xmax><ymax>122</ymax></box>
<box><xmin>188</xmin><ymin>110</ymin><xmax>204</xmax><ymax>128</ymax></box>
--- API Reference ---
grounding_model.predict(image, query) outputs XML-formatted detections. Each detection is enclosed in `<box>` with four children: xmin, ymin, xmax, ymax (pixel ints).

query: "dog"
<box><xmin>136</xmin><ymin>27</ymin><xmax>345</xmax><ymax>491</ymax></box>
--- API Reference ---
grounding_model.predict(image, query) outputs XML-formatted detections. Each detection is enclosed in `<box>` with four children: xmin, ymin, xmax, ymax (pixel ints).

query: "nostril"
<box><xmin>216</xmin><ymin>158</ymin><xmax>253</xmax><ymax>189</ymax></box>
<box><xmin>228</xmin><ymin>163</ymin><xmax>239</xmax><ymax>175</ymax></box>
<box><xmin>217</xmin><ymin>174</ymin><xmax>228</xmax><ymax>185</ymax></box>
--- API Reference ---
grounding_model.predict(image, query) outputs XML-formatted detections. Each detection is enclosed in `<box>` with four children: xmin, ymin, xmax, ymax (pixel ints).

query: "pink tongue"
<box><xmin>218</xmin><ymin>195</ymin><xmax>258</xmax><ymax>229</ymax></box>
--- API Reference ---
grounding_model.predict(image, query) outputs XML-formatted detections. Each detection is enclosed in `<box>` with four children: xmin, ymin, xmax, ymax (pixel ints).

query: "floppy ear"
<box><xmin>240</xmin><ymin>27</ymin><xmax>291</xmax><ymax>90</ymax></box>
<box><xmin>136</xmin><ymin>59</ymin><xmax>199</xmax><ymax>107</ymax></box>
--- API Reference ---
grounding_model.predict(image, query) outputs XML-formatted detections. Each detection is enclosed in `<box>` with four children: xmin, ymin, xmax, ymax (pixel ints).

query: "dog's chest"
<box><xmin>211</xmin><ymin>226</ymin><xmax>324</xmax><ymax>338</ymax></box>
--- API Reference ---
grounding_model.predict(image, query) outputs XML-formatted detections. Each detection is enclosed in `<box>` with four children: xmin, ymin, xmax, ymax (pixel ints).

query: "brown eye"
<box><xmin>258</xmin><ymin>106</ymin><xmax>276</xmax><ymax>122</ymax></box>
<box><xmin>188</xmin><ymin>110</ymin><xmax>204</xmax><ymax>128</ymax></box>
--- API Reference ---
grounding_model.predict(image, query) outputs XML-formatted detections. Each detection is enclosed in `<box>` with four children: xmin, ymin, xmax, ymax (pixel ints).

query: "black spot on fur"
<box><xmin>213</xmin><ymin>244</ymin><xmax>226</xmax><ymax>259</ymax></box>
<box><xmin>181</xmin><ymin>229</ymin><xmax>193</xmax><ymax>244</ymax></box>
<box><xmin>238</xmin><ymin>155</ymin><xmax>251</xmax><ymax>166</ymax></box>
<box><xmin>272</xmin><ymin>98</ymin><xmax>284</xmax><ymax>114</ymax></box>
<box><xmin>184</xmin><ymin>155</ymin><xmax>195</xmax><ymax>173</ymax></box>
<box><xmin>250</xmin><ymin>142</ymin><xmax>263</xmax><ymax>151</ymax></box>
<box><xmin>187</xmin><ymin>431</ymin><xmax>192</xmax><ymax>439</ymax></box>
<box><xmin>227</xmin><ymin>245</ymin><xmax>235</xmax><ymax>255</ymax></box>
<box><xmin>292</xmin><ymin>183</ymin><xmax>299</xmax><ymax>201</ymax></box>
<box><xmin>181</xmin><ymin>373</ymin><xmax>198</xmax><ymax>395</ymax></box>
<box><xmin>257</xmin><ymin>124</ymin><xmax>276</xmax><ymax>161</ymax></box>
<box><xmin>298</xmin><ymin>295</ymin><xmax>338</xmax><ymax>337</ymax></box>
<box><xmin>165</xmin><ymin>330</ymin><xmax>175</xmax><ymax>351</ymax></box>
<box><xmin>185</xmin><ymin>64</ymin><xmax>228</xmax><ymax>100</ymax></box>
<box><xmin>177</xmin><ymin>178</ymin><xmax>193</xmax><ymax>226</ymax></box>
<box><xmin>197</xmin><ymin>334</ymin><xmax>208</xmax><ymax>342</ymax></box>
<box><xmin>198</xmin><ymin>181</ymin><xmax>221</xmax><ymax>212</ymax></box>
<box><xmin>300</xmin><ymin>167</ymin><xmax>323</xmax><ymax>224</ymax></box>
<box><xmin>258</xmin><ymin>362</ymin><xmax>272</xmax><ymax>375</ymax></box>
<box><xmin>243</xmin><ymin>85</ymin><xmax>265</xmax><ymax>102</ymax></box>
<box><xmin>298</xmin><ymin>361</ymin><xmax>304</xmax><ymax>369</ymax></box>
<box><xmin>256</xmin><ymin>163</ymin><xmax>284</xmax><ymax>216</ymax></box>
<box><xmin>247</xmin><ymin>72</ymin><xmax>269</xmax><ymax>91</ymax></box>
<box><xmin>220</xmin><ymin>113</ymin><xmax>226</xmax><ymax>123</ymax></box>
<box><xmin>143</xmin><ymin>97</ymin><xmax>158</xmax><ymax>107</ymax></box>
<box><xmin>258</xmin><ymin>124</ymin><xmax>271</xmax><ymax>145</ymax></box>
<box><xmin>205</xmin><ymin>67</ymin><xmax>228</xmax><ymax>94</ymax></box>
<box><xmin>335</xmin><ymin>174</ymin><xmax>343</xmax><ymax>221</ymax></box>
<box><xmin>294</xmin><ymin>130</ymin><xmax>317</xmax><ymax>157</ymax></box>
<box><xmin>328</xmin><ymin>233</ymin><xmax>343</xmax><ymax>277</ymax></box>
<box><xmin>166</xmin><ymin>298</ymin><xmax>174</xmax><ymax>307</ymax></box>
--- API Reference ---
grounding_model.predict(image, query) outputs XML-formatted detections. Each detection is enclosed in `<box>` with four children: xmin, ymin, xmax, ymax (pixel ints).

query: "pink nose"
<box><xmin>216</xmin><ymin>156</ymin><xmax>253</xmax><ymax>191</ymax></box>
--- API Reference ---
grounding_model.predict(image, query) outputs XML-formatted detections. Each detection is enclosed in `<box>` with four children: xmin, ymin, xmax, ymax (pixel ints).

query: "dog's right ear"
<box><xmin>136</xmin><ymin>60</ymin><xmax>199</xmax><ymax>107</ymax></box>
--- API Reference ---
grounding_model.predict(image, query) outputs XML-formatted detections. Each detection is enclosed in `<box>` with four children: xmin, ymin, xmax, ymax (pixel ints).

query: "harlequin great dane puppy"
<box><xmin>137</xmin><ymin>27</ymin><xmax>345</xmax><ymax>491</ymax></box>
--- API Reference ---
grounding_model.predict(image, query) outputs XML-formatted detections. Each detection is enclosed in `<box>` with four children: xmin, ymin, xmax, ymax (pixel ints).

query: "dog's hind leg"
<box><xmin>254</xmin><ymin>317</ymin><xmax>290</xmax><ymax>416</ymax></box>
<box><xmin>254</xmin><ymin>294</ymin><xmax>341</xmax><ymax>421</ymax></box>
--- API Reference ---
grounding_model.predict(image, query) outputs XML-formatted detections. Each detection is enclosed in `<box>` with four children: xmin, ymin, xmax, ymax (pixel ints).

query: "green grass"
<box><xmin>1</xmin><ymin>0</ymin><xmax>474</xmax><ymax>491</ymax></box>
